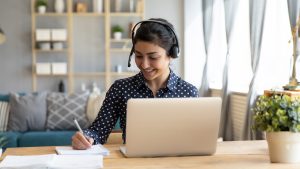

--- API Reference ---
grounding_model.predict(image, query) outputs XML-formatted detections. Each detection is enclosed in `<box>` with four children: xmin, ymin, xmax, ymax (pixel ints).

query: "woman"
<box><xmin>72</xmin><ymin>18</ymin><xmax>199</xmax><ymax>149</ymax></box>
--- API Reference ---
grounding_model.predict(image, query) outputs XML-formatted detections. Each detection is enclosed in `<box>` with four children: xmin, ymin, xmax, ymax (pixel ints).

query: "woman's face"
<box><xmin>134</xmin><ymin>41</ymin><xmax>171</xmax><ymax>82</ymax></box>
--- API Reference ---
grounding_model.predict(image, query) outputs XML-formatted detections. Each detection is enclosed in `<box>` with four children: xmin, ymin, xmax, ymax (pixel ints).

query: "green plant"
<box><xmin>252</xmin><ymin>93</ymin><xmax>300</xmax><ymax>132</ymax></box>
<box><xmin>112</xmin><ymin>25</ymin><xmax>124</xmax><ymax>33</ymax></box>
<box><xmin>36</xmin><ymin>0</ymin><xmax>48</xmax><ymax>8</ymax></box>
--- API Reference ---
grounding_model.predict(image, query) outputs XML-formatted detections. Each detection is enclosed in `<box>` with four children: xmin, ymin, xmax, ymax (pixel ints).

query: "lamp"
<box><xmin>284</xmin><ymin>15</ymin><xmax>300</xmax><ymax>90</ymax></box>
<box><xmin>0</xmin><ymin>27</ymin><xmax>6</xmax><ymax>44</ymax></box>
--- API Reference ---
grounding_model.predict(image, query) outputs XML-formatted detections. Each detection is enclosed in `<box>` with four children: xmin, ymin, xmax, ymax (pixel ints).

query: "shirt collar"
<box><xmin>135</xmin><ymin>69</ymin><xmax>179</xmax><ymax>92</ymax></box>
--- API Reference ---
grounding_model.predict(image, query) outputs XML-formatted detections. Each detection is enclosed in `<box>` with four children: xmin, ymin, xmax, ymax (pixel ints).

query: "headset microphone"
<box><xmin>128</xmin><ymin>48</ymin><xmax>134</xmax><ymax>67</ymax></box>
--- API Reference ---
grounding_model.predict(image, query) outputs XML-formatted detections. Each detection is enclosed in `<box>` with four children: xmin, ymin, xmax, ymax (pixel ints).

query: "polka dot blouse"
<box><xmin>83</xmin><ymin>69</ymin><xmax>199</xmax><ymax>144</ymax></box>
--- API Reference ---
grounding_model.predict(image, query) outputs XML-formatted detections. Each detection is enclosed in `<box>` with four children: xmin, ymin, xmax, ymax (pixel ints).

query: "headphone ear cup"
<box><xmin>170</xmin><ymin>46</ymin><xmax>179</xmax><ymax>58</ymax></box>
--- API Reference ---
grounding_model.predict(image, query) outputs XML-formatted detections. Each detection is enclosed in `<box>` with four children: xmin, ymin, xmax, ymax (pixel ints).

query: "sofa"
<box><xmin>0</xmin><ymin>92</ymin><xmax>120</xmax><ymax>148</ymax></box>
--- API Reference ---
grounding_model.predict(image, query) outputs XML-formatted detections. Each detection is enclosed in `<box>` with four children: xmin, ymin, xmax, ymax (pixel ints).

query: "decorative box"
<box><xmin>36</xmin><ymin>29</ymin><xmax>51</xmax><ymax>41</ymax></box>
<box><xmin>52</xmin><ymin>62</ymin><xmax>67</xmax><ymax>75</ymax></box>
<box><xmin>51</xmin><ymin>29</ymin><xmax>67</xmax><ymax>41</ymax></box>
<box><xmin>36</xmin><ymin>63</ymin><xmax>51</xmax><ymax>75</ymax></box>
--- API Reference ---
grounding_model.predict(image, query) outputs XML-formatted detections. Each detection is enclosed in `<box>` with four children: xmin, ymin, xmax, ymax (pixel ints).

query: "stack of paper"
<box><xmin>0</xmin><ymin>154</ymin><xmax>103</xmax><ymax>169</ymax></box>
<box><xmin>55</xmin><ymin>144</ymin><xmax>110</xmax><ymax>156</ymax></box>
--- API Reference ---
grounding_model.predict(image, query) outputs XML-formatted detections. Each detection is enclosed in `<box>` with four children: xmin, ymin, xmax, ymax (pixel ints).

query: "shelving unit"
<box><xmin>31</xmin><ymin>0</ymin><xmax>144</xmax><ymax>93</ymax></box>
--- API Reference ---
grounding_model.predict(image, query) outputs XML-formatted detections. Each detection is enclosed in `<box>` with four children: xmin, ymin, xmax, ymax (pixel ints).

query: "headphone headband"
<box><xmin>128</xmin><ymin>19</ymin><xmax>180</xmax><ymax>67</ymax></box>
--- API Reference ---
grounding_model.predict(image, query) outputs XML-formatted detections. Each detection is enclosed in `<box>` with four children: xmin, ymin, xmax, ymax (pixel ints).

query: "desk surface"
<box><xmin>1</xmin><ymin>141</ymin><xmax>300</xmax><ymax>169</ymax></box>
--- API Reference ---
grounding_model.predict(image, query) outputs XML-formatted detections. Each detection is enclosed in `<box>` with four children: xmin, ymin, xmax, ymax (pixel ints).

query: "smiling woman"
<box><xmin>71</xmin><ymin>18</ymin><xmax>199</xmax><ymax>150</ymax></box>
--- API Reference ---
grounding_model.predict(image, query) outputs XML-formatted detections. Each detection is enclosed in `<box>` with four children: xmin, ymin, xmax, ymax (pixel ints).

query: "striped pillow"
<box><xmin>0</xmin><ymin>101</ymin><xmax>10</xmax><ymax>131</ymax></box>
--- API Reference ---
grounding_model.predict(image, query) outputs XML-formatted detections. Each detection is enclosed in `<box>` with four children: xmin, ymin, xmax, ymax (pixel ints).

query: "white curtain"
<box><xmin>243</xmin><ymin>0</ymin><xmax>266</xmax><ymax>140</ymax></box>
<box><xmin>198</xmin><ymin>0</ymin><xmax>213</xmax><ymax>97</ymax></box>
<box><xmin>183</xmin><ymin>0</ymin><xmax>206</xmax><ymax>89</ymax></box>
<box><xmin>243</xmin><ymin>0</ymin><xmax>292</xmax><ymax>140</ymax></box>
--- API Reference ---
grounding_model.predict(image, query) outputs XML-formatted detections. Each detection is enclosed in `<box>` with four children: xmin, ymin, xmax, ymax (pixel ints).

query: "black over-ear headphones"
<box><xmin>128</xmin><ymin>19</ymin><xmax>180</xmax><ymax>67</ymax></box>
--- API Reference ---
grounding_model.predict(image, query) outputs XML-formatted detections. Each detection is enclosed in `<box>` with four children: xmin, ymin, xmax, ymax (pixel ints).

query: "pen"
<box><xmin>74</xmin><ymin>118</ymin><xmax>84</xmax><ymax>134</ymax></box>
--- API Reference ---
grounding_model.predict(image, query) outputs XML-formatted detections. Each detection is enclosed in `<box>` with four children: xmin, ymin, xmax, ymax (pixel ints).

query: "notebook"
<box><xmin>120</xmin><ymin>97</ymin><xmax>222</xmax><ymax>157</ymax></box>
<box><xmin>56</xmin><ymin>144</ymin><xmax>110</xmax><ymax>156</ymax></box>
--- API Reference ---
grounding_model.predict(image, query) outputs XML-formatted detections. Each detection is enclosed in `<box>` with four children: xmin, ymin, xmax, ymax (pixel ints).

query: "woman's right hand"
<box><xmin>72</xmin><ymin>131</ymin><xmax>94</xmax><ymax>150</ymax></box>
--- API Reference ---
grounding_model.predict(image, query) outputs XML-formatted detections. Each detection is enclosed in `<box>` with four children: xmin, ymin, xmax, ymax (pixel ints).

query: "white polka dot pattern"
<box><xmin>83</xmin><ymin>69</ymin><xmax>199</xmax><ymax>144</ymax></box>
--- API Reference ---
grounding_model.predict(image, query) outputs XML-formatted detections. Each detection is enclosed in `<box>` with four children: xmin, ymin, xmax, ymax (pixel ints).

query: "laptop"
<box><xmin>120</xmin><ymin>97</ymin><xmax>222</xmax><ymax>157</ymax></box>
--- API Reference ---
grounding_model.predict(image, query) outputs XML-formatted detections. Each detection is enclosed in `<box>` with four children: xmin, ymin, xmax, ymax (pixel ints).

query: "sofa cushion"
<box><xmin>0</xmin><ymin>132</ymin><xmax>22</xmax><ymax>148</ymax></box>
<box><xmin>46</xmin><ymin>92</ymin><xmax>90</xmax><ymax>130</ymax></box>
<box><xmin>0</xmin><ymin>101</ymin><xmax>10</xmax><ymax>131</ymax></box>
<box><xmin>86</xmin><ymin>93</ymin><xmax>105</xmax><ymax>124</ymax></box>
<box><xmin>18</xmin><ymin>131</ymin><xmax>76</xmax><ymax>147</ymax></box>
<box><xmin>0</xmin><ymin>94</ymin><xmax>9</xmax><ymax>102</ymax></box>
<box><xmin>7</xmin><ymin>92</ymin><xmax>47</xmax><ymax>132</ymax></box>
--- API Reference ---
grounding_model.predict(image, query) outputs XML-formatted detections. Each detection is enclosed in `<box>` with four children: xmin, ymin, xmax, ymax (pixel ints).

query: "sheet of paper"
<box><xmin>0</xmin><ymin>154</ymin><xmax>55</xmax><ymax>168</ymax></box>
<box><xmin>49</xmin><ymin>154</ymin><xmax>103</xmax><ymax>169</ymax></box>
<box><xmin>0</xmin><ymin>154</ymin><xmax>103</xmax><ymax>169</ymax></box>
<box><xmin>55</xmin><ymin>144</ymin><xmax>110</xmax><ymax>156</ymax></box>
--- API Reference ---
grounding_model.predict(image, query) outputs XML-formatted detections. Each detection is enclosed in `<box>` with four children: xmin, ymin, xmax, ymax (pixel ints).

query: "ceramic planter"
<box><xmin>266</xmin><ymin>132</ymin><xmax>300</xmax><ymax>163</ymax></box>
<box><xmin>113</xmin><ymin>32</ymin><xmax>122</xmax><ymax>40</ymax></box>
<box><xmin>38</xmin><ymin>6</ymin><xmax>46</xmax><ymax>14</ymax></box>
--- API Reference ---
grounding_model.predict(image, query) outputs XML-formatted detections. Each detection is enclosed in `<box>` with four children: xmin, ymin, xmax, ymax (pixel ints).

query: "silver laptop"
<box><xmin>120</xmin><ymin>97</ymin><xmax>222</xmax><ymax>157</ymax></box>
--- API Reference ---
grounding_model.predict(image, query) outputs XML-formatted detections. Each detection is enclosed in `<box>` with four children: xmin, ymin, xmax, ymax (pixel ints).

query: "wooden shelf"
<box><xmin>110</xmin><ymin>38</ymin><xmax>131</xmax><ymax>43</ymax></box>
<box><xmin>36</xmin><ymin>74</ymin><xmax>68</xmax><ymax>77</ymax></box>
<box><xmin>110</xmin><ymin>72</ymin><xmax>137</xmax><ymax>76</ymax></box>
<box><xmin>110</xmin><ymin>48</ymin><xmax>131</xmax><ymax>52</ymax></box>
<box><xmin>31</xmin><ymin>0</ymin><xmax>144</xmax><ymax>93</ymax></box>
<box><xmin>35</xmin><ymin>49</ymin><xmax>68</xmax><ymax>52</ymax></box>
<box><xmin>35</xmin><ymin>13</ymin><xmax>68</xmax><ymax>16</ymax></box>
<box><xmin>110</xmin><ymin>12</ymin><xmax>143</xmax><ymax>17</ymax></box>
<box><xmin>74</xmin><ymin>72</ymin><xmax>106</xmax><ymax>76</ymax></box>
<box><xmin>72</xmin><ymin>13</ymin><xmax>105</xmax><ymax>17</ymax></box>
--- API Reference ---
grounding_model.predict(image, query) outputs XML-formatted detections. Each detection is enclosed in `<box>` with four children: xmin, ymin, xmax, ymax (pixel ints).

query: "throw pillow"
<box><xmin>46</xmin><ymin>92</ymin><xmax>90</xmax><ymax>130</ymax></box>
<box><xmin>7</xmin><ymin>92</ymin><xmax>48</xmax><ymax>132</ymax></box>
<box><xmin>0</xmin><ymin>101</ymin><xmax>10</xmax><ymax>131</ymax></box>
<box><xmin>0</xmin><ymin>94</ymin><xmax>9</xmax><ymax>102</ymax></box>
<box><xmin>86</xmin><ymin>92</ymin><xmax>106</xmax><ymax>124</ymax></box>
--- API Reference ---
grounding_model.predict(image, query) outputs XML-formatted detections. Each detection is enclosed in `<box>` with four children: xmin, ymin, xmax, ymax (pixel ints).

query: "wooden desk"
<box><xmin>2</xmin><ymin>141</ymin><xmax>300</xmax><ymax>169</ymax></box>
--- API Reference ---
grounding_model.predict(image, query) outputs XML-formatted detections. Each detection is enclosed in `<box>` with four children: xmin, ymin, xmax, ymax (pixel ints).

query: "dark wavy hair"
<box><xmin>133</xmin><ymin>18</ymin><xmax>178</xmax><ymax>58</ymax></box>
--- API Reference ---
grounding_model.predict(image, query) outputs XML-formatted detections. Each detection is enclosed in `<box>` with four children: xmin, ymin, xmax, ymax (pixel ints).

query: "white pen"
<box><xmin>74</xmin><ymin>118</ymin><xmax>84</xmax><ymax>134</ymax></box>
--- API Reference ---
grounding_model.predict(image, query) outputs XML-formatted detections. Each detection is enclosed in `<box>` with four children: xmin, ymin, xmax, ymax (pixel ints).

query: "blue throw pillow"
<box><xmin>0</xmin><ymin>94</ymin><xmax>9</xmax><ymax>102</ymax></box>
<box><xmin>0</xmin><ymin>93</ymin><xmax>26</xmax><ymax>102</ymax></box>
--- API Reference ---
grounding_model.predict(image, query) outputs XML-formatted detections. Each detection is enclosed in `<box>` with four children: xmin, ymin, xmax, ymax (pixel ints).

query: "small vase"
<box><xmin>129</xmin><ymin>0</ymin><xmax>134</xmax><ymax>12</ymax></box>
<box><xmin>93</xmin><ymin>0</ymin><xmax>103</xmax><ymax>13</ymax></box>
<box><xmin>267</xmin><ymin>132</ymin><xmax>300</xmax><ymax>163</ymax></box>
<box><xmin>54</xmin><ymin>0</ymin><xmax>65</xmax><ymax>13</ymax></box>
<box><xmin>115</xmin><ymin>0</ymin><xmax>121</xmax><ymax>12</ymax></box>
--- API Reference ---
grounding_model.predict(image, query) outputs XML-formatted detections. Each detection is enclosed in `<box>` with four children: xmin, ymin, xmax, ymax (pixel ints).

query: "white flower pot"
<box><xmin>38</xmin><ymin>6</ymin><xmax>46</xmax><ymax>14</ymax></box>
<box><xmin>113</xmin><ymin>32</ymin><xmax>122</xmax><ymax>40</ymax></box>
<box><xmin>54</xmin><ymin>0</ymin><xmax>65</xmax><ymax>13</ymax></box>
<box><xmin>266</xmin><ymin>132</ymin><xmax>300</xmax><ymax>163</ymax></box>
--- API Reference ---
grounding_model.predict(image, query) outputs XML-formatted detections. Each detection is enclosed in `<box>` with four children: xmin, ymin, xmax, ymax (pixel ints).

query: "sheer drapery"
<box><xmin>183</xmin><ymin>0</ymin><xmax>206</xmax><ymax>90</ymax></box>
<box><xmin>184</xmin><ymin>0</ymin><xmax>293</xmax><ymax>141</ymax></box>
<box><xmin>243</xmin><ymin>0</ymin><xmax>266</xmax><ymax>140</ymax></box>
<box><xmin>198</xmin><ymin>0</ymin><xmax>213</xmax><ymax>97</ymax></box>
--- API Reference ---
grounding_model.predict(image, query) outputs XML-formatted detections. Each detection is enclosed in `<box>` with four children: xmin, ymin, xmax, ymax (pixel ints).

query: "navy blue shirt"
<box><xmin>84</xmin><ymin>69</ymin><xmax>199</xmax><ymax>144</ymax></box>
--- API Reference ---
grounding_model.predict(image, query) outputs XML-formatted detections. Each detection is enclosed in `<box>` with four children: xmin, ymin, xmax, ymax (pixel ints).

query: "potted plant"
<box><xmin>252</xmin><ymin>93</ymin><xmax>300</xmax><ymax>163</ymax></box>
<box><xmin>112</xmin><ymin>25</ymin><xmax>124</xmax><ymax>40</ymax></box>
<box><xmin>36</xmin><ymin>0</ymin><xmax>48</xmax><ymax>14</ymax></box>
